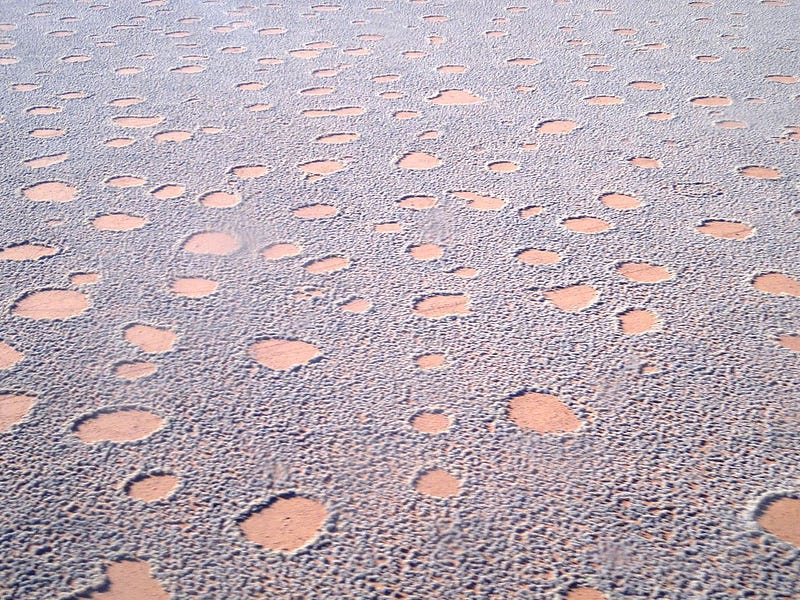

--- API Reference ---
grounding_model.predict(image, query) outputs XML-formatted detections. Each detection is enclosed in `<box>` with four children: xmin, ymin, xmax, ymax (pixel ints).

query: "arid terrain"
<box><xmin>0</xmin><ymin>0</ymin><xmax>798</xmax><ymax>598</ymax></box>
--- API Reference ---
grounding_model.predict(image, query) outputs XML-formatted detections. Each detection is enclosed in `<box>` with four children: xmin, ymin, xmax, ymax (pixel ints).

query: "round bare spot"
<box><xmin>508</xmin><ymin>392</ymin><xmax>581</xmax><ymax>433</ymax></box>
<box><xmin>171</xmin><ymin>278</ymin><xmax>218</xmax><ymax>298</ymax></box>
<box><xmin>231</xmin><ymin>165</ymin><xmax>268</xmax><ymax>178</ymax></box>
<box><xmin>617</xmin><ymin>262</ymin><xmax>673</xmax><ymax>283</ymax></box>
<box><xmin>413</xmin><ymin>294</ymin><xmax>471</xmax><ymax>318</ymax></box>
<box><xmin>12</xmin><ymin>290</ymin><xmax>89</xmax><ymax>319</ymax></box>
<box><xmin>584</xmin><ymin>95</ymin><xmax>623</xmax><ymax>105</ymax></box>
<box><xmin>520</xmin><ymin>206</ymin><xmax>544</xmax><ymax>218</ymax></box>
<box><xmin>0</xmin><ymin>342</ymin><xmax>24</xmax><ymax>370</ymax></box>
<box><xmin>619</xmin><ymin>309</ymin><xmax>658</xmax><ymax>334</ymax></box>
<box><xmin>183</xmin><ymin>232</ymin><xmax>240</xmax><ymax>255</ymax></box>
<box><xmin>375</xmin><ymin>223</ymin><xmax>402</xmax><ymax>233</ymax></box>
<box><xmin>88</xmin><ymin>560</ymin><xmax>169</xmax><ymax>600</ymax></box>
<box><xmin>411</xmin><ymin>412</ymin><xmax>451</xmax><ymax>433</ymax></box>
<box><xmin>628</xmin><ymin>157</ymin><xmax>661</xmax><ymax>168</ymax></box>
<box><xmin>104</xmin><ymin>138</ymin><xmax>135</xmax><ymax>148</ymax></box>
<box><xmin>112</xmin><ymin>115</ymin><xmax>164</xmax><ymax>128</ymax></box>
<box><xmin>292</xmin><ymin>204</ymin><xmax>338</xmax><ymax>219</ymax></box>
<box><xmin>154</xmin><ymin>130</ymin><xmax>191</xmax><ymax>143</ymax></box>
<box><xmin>341</xmin><ymin>298</ymin><xmax>371</xmax><ymax>313</ymax></box>
<box><xmin>262</xmin><ymin>243</ymin><xmax>302</xmax><ymax>260</ymax></box>
<box><xmin>716</xmin><ymin>120</ymin><xmax>748</xmax><ymax>129</ymax></box>
<box><xmin>752</xmin><ymin>273</ymin><xmax>800</xmax><ymax>297</ymax></box>
<box><xmin>151</xmin><ymin>184</ymin><xmax>185</xmax><ymax>199</ymax></box>
<box><xmin>756</xmin><ymin>497</ymin><xmax>800</xmax><ymax>547</ymax></box>
<box><xmin>0</xmin><ymin>394</ymin><xmax>36</xmax><ymax>432</ymax></box>
<box><xmin>545</xmin><ymin>285</ymin><xmax>597</xmax><ymax>311</ymax></box>
<box><xmin>507</xmin><ymin>57</ymin><xmax>542</xmax><ymax>66</ymax></box>
<box><xmin>428</xmin><ymin>89</ymin><xmax>484</xmax><ymax>105</ymax></box>
<box><xmin>536</xmin><ymin>119</ymin><xmax>578</xmax><ymax>134</ymax></box>
<box><xmin>304</xmin><ymin>256</ymin><xmax>350</xmax><ymax>274</ymax></box>
<box><xmin>765</xmin><ymin>75</ymin><xmax>798</xmax><ymax>84</ymax></box>
<box><xmin>397</xmin><ymin>152</ymin><xmax>441</xmax><ymax>170</ymax></box>
<box><xmin>777</xmin><ymin>334</ymin><xmax>800</xmax><ymax>352</ymax></box>
<box><xmin>23</xmin><ymin>181</ymin><xmax>77</xmax><ymax>202</ymax></box>
<box><xmin>646</xmin><ymin>112</ymin><xmax>674</xmax><ymax>120</ymax></box>
<box><xmin>690</xmin><ymin>96</ymin><xmax>731</xmax><ymax>107</ymax></box>
<box><xmin>629</xmin><ymin>81</ymin><xmax>664</xmax><ymax>90</ymax></box>
<box><xmin>567</xmin><ymin>587</ymin><xmax>607</xmax><ymax>600</ymax></box>
<box><xmin>696</xmin><ymin>220</ymin><xmax>753</xmax><ymax>239</ymax></box>
<box><xmin>487</xmin><ymin>161</ymin><xmax>518</xmax><ymax>172</ymax></box>
<box><xmin>240</xmin><ymin>496</ymin><xmax>328</xmax><ymax>552</ymax></box>
<box><xmin>563</xmin><ymin>216</ymin><xmax>610</xmax><ymax>233</ymax></box>
<box><xmin>409</xmin><ymin>243</ymin><xmax>443</xmax><ymax>261</ymax></box>
<box><xmin>600</xmin><ymin>192</ymin><xmax>641</xmax><ymax>210</ymax></box>
<box><xmin>517</xmin><ymin>249</ymin><xmax>560</xmax><ymax>265</ymax></box>
<box><xmin>416</xmin><ymin>353</ymin><xmax>445</xmax><ymax>369</ymax></box>
<box><xmin>114</xmin><ymin>361</ymin><xmax>158</xmax><ymax>381</ymax></box>
<box><xmin>24</xmin><ymin>153</ymin><xmax>69</xmax><ymax>168</ymax></box>
<box><xmin>124</xmin><ymin>324</ymin><xmax>177</xmax><ymax>353</ymax></box>
<box><xmin>249</xmin><ymin>339</ymin><xmax>321</xmax><ymax>370</ymax></box>
<box><xmin>299</xmin><ymin>160</ymin><xmax>346</xmax><ymax>177</ymax></box>
<box><xmin>738</xmin><ymin>166</ymin><xmax>781</xmax><ymax>180</ymax></box>
<box><xmin>92</xmin><ymin>214</ymin><xmax>148</xmax><ymax>231</ymax></box>
<box><xmin>106</xmin><ymin>176</ymin><xmax>145</xmax><ymax>188</ymax></box>
<box><xmin>126</xmin><ymin>474</ymin><xmax>179</xmax><ymax>502</ymax></box>
<box><xmin>316</xmin><ymin>132</ymin><xmax>358</xmax><ymax>144</ymax></box>
<box><xmin>30</xmin><ymin>128</ymin><xmax>65</xmax><ymax>138</ymax></box>
<box><xmin>398</xmin><ymin>195</ymin><xmax>437</xmax><ymax>210</ymax></box>
<box><xmin>74</xmin><ymin>409</ymin><xmax>164</xmax><ymax>443</ymax></box>
<box><xmin>199</xmin><ymin>191</ymin><xmax>240</xmax><ymax>208</ymax></box>
<box><xmin>414</xmin><ymin>469</ymin><xmax>460</xmax><ymax>497</ymax></box>
<box><xmin>0</xmin><ymin>243</ymin><xmax>58</xmax><ymax>261</ymax></box>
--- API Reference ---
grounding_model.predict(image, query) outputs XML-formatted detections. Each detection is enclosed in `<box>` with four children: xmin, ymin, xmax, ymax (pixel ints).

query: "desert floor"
<box><xmin>0</xmin><ymin>0</ymin><xmax>798</xmax><ymax>598</ymax></box>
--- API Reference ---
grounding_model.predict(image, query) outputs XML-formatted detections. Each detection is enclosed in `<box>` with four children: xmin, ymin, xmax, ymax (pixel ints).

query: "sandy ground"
<box><xmin>0</xmin><ymin>0</ymin><xmax>799</xmax><ymax>598</ymax></box>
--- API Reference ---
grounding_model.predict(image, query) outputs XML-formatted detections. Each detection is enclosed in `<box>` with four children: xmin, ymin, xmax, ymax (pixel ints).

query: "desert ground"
<box><xmin>0</xmin><ymin>0</ymin><xmax>798</xmax><ymax>598</ymax></box>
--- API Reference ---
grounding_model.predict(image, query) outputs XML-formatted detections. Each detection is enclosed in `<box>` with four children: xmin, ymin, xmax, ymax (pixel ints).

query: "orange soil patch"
<box><xmin>536</xmin><ymin>119</ymin><xmax>578</xmax><ymax>134</ymax></box>
<box><xmin>292</xmin><ymin>204</ymin><xmax>338</xmax><ymax>219</ymax></box>
<box><xmin>450</xmin><ymin>191</ymin><xmax>505</xmax><ymax>210</ymax></box>
<box><xmin>415</xmin><ymin>353</ymin><xmax>446</xmax><ymax>369</ymax></box>
<box><xmin>398</xmin><ymin>195</ymin><xmax>437</xmax><ymax>210</ymax></box>
<box><xmin>341</xmin><ymin>298</ymin><xmax>372</xmax><ymax>313</ymax></box>
<box><xmin>757</xmin><ymin>497</ymin><xmax>800</xmax><ymax>547</ymax></box>
<box><xmin>695</xmin><ymin>220</ymin><xmax>753</xmax><ymax>239</ymax></box>
<box><xmin>412</xmin><ymin>294</ymin><xmax>471</xmax><ymax>318</ymax></box>
<box><xmin>124</xmin><ymin>325</ymin><xmax>177</xmax><ymax>353</ymax></box>
<box><xmin>487</xmin><ymin>161</ymin><xmax>518</xmax><ymax>172</ymax></box>
<box><xmin>567</xmin><ymin>587</ymin><xmax>607</xmax><ymax>600</ymax></box>
<box><xmin>183</xmin><ymin>232</ymin><xmax>241</xmax><ymax>255</ymax></box>
<box><xmin>0</xmin><ymin>342</ymin><xmax>24</xmax><ymax>370</ymax></box>
<box><xmin>114</xmin><ymin>361</ymin><xmax>158</xmax><ymax>381</ymax></box>
<box><xmin>738</xmin><ymin>166</ymin><xmax>782</xmax><ymax>179</ymax></box>
<box><xmin>240</xmin><ymin>496</ymin><xmax>328</xmax><ymax>552</ymax></box>
<box><xmin>517</xmin><ymin>249</ymin><xmax>561</xmax><ymax>265</ymax></box>
<box><xmin>563</xmin><ymin>216</ymin><xmax>610</xmax><ymax>233</ymax></box>
<box><xmin>752</xmin><ymin>273</ymin><xmax>800</xmax><ymax>297</ymax></box>
<box><xmin>409</xmin><ymin>243</ymin><xmax>443</xmax><ymax>261</ymax></box>
<box><xmin>628</xmin><ymin>157</ymin><xmax>661</xmax><ymax>168</ymax></box>
<box><xmin>92</xmin><ymin>214</ymin><xmax>148</xmax><ymax>231</ymax></box>
<box><xmin>89</xmin><ymin>560</ymin><xmax>169</xmax><ymax>600</ymax></box>
<box><xmin>428</xmin><ymin>89</ymin><xmax>484</xmax><ymax>105</ymax></box>
<box><xmin>617</xmin><ymin>262</ymin><xmax>673</xmax><ymax>283</ymax></box>
<box><xmin>414</xmin><ymin>469</ymin><xmax>460</xmax><ymax>497</ymax></box>
<box><xmin>199</xmin><ymin>191</ymin><xmax>240</xmax><ymax>208</ymax></box>
<box><xmin>599</xmin><ymin>192</ymin><xmax>641</xmax><ymax>210</ymax></box>
<box><xmin>545</xmin><ymin>285</ymin><xmax>597</xmax><ymax>312</ymax></box>
<box><xmin>397</xmin><ymin>152</ymin><xmax>441</xmax><ymax>169</ymax></box>
<box><xmin>249</xmin><ymin>339</ymin><xmax>321</xmax><ymax>370</ymax></box>
<box><xmin>106</xmin><ymin>176</ymin><xmax>146</xmax><ymax>188</ymax></box>
<box><xmin>619</xmin><ymin>309</ymin><xmax>658</xmax><ymax>334</ymax></box>
<box><xmin>231</xmin><ymin>165</ymin><xmax>268</xmax><ymax>178</ymax></box>
<box><xmin>0</xmin><ymin>394</ymin><xmax>36</xmax><ymax>432</ymax></box>
<box><xmin>0</xmin><ymin>243</ymin><xmax>58</xmax><ymax>261</ymax></box>
<box><xmin>304</xmin><ymin>256</ymin><xmax>350</xmax><ymax>274</ymax></box>
<box><xmin>262</xmin><ymin>243</ymin><xmax>302</xmax><ymax>260</ymax></box>
<box><xmin>22</xmin><ymin>181</ymin><xmax>77</xmax><ymax>202</ymax></box>
<box><xmin>690</xmin><ymin>96</ymin><xmax>732</xmax><ymax>107</ymax></box>
<box><xmin>411</xmin><ymin>412</ymin><xmax>451</xmax><ymax>433</ymax></box>
<box><xmin>316</xmin><ymin>132</ymin><xmax>358</xmax><ymax>144</ymax></box>
<box><xmin>74</xmin><ymin>409</ymin><xmax>164</xmax><ymax>443</ymax></box>
<box><xmin>508</xmin><ymin>392</ymin><xmax>581</xmax><ymax>433</ymax></box>
<box><xmin>12</xmin><ymin>290</ymin><xmax>89</xmax><ymax>319</ymax></box>
<box><xmin>71</xmin><ymin>273</ymin><xmax>100</xmax><ymax>285</ymax></box>
<box><xmin>126</xmin><ymin>474</ymin><xmax>179</xmax><ymax>502</ymax></box>
<box><xmin>171</xmin><ymin>278</ymin><xmax>218</xmax><ymax>298</ymax></box>
<box><xmin>777</xmin><ymin>334</ymin><xmax>800</xmax><ymax>352</ymax></box>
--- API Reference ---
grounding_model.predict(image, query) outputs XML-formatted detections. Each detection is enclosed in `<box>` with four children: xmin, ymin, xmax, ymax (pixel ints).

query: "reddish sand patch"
<box><xmin>92</xmin><ymin>214</ymin><xmax>148</xmax><ymax>231</ymax></box>
<box><xmin>0</xmin><ymin>243</ymin><xmax>58</xmax><ymax>261</ymax></box>
<box><xmin>690</xmin><ymin>96</ymin><xmax>732</xmax><ymax>107</ymax></box>
<box><xmin>629</xmin><ymin>81</ymin><xmax>664</xmax><ymax>90</ymax></box>
<box><xmin>22</xmin><ymin>181</ymin><xmax>77</xmax><ymax>202</ymax></box>
<box><xmin>416</xmin><ymin>353</ymin><xmax>445</xmax><ymax>369</ymax></box>
<box><xmin>106</xmin><ymin>176</ymin><xmax>145</xmax><ymax>188</ymax></box>
<box><xmin>567</xmin><ymin>587</ymin><xmax>607</xmax><ymax>600</ymax></box>
<box><xmin>563</xmin><ymin>216</ymin><xmax>610</xmax><ymax>233</ymax></box>
<box><xmin>375</xmin><ymin>223</ymin><xmax>402</xmax><ymax>233</ymax></box>
<box><xmin>507</xmin><ymin>57</ymin><xmax>542</xmax><ymax>66</ymax></box>
<box><xmin>428</xmin><ymin>89</ymin><xmax>484</xmax><ymax>105</ymax></box>
<box><xmin>413</xmin><ymin>294</ymin><xmax>471</xmax><ymax>318</ymax></box>
<box><xmin>757</xmin><ymin>497</ymin><xmax>800</xmax><ymax>547</ymax></box>
<box><xmin>453</xmin><ymin>267</ymin><xmax>478</xmax><ymax>278</ymax></box>
<box><xmin>124</xmin><ymin>325</ymin><xmax>177</xmax><ymax>353</ymax></box>
<box><xmin>619</xmin><ymin>309</ymin><xmax>658</xmax><ymax>334</ymax></box>
<box><xmin>600</xmin><ymin>193</ymin><xmax>641</xmax><ymax>210</ymax></box>
<box><xmin>304</xmin><ymin>256</ymin><xmax>350</xmax><ymax>274</ymax></box>
<box><xmin>765</xmin><ymin>75</ymin><xmax>798</xmax><ymax>84</ymax></box>
<box><xmin>183</xmin><ymin>232</ymin><xmax>240</xmax><ymax>255</ymax></box>
<box><xmin>545</xmin><ymin>285</ymin><xmax>597</xmax><ymax>311</ymax></box>
<box><xmin>24</xmin><ymin>153</ymin><xmax>69</xmax><ymax>168</ymax></box>
<box><xmin>487</xmin><ymin>161</ymin><xmax>518</xmax><ymax>172</ymax></box>
<box><xmin>199</xmin><ymin>191</ymin><xmax>240</xmax><ymax>208</ymax></box>
<box><xmin>450</xmin><ymin>191</ymin><xmax>505</xmax><ymax>210</ymax></box>
<box><xmin>127</xmin><ymin>474</ymin><xmax>179</xmax><ymax>502</ymax></box>
<box><xmin>151</xmin><ymin>184</ymin><xmax>185</xmax><ymax>199</ymax></box>
<box><xmin>299</xmin><ymin>160</ymin><xmax>346</xmax><ymax>177</ymax></box>
<box><xmin>628</xmin><ymin>157</ymin><xmax>661</xmax><ymax>168</ymax></box>
<box><xmin>536</xmin><ymin>120</ymin><xmax>578</xmax><ymax>134</ymax></box>
<box><xmin>437</xmin><ymin>65</ymin><xmax>468</xmax><ymax>73</ymax></box>
<box><xmin>114</xmin><ymin>361</ymin><xmax>158</xmax><ymax>381</ymax></box>
<box><xmin>12</xmin><ymin>290</ymin><xmax>89</xmax><ymax>319</ymax></box>
<box><xmin>398</xmin><ymin>195</ymin><xmax>437</xmax><ymax>210</ymax></box>
<box><xmin>171</xmin><ymin>278</ymin><xmax>218</xmax><ymax>298</ymax></box>
<box><xmin>415</xmin><ymin>469</ymin><xmax>460</xmax><ymax>498</ymax></box>
<box><xmin>104</xmin><ymin>138</ymin><xmax>135</xmax><ymax>148</ymax></box>
<box><xmin>30</xmin><ymin>128</ymin><xmax>66</xmax><ymax>138</ymax></box>
<box><xmin>240</xmin><ymin>496</ymin><xmax>328</xmax><ymax>552</ymax></box>
<box><xmin>739</xmin><ymin>166</ymin><xmax>782</xmax><ymax>180</ymax></box>
<box><xmin>112</xmin><ymin>115</ymin><xmax>164</xmax><ymax>128</ymax></box>
<box><xmin>341</xmin><ymin>298</ymin><xmax>371</xmax><ymax>313</ymax></box>
<box><xmin>752</xmin><ymin>273</ymin><xmax>800</xmax><ymax>297</ymax></box>
<box><xmin>646</xmin><ymin>112</ymin><xmax>674</xmax><ymax>121</ymax></box>
<box><xmin>0</xmin><ymin>394</ymin><xmax>36</xmax><ymax>432</ymax></box>
<box><xmin>584</xmin><ymin>95</ymin><xmax>623</xmax><ymax>105</ymax></box>
<box><xmin>696</xmin><ymin>220</ymin><xmax>753</xmax><ymax>239</ymax></box>
<box><xmin>154</xmin><ymin>130</ymin><xmax>191</xmax><ymax>143</ymax></box>
<box><xmin>508</xmin><ymin>392</ymin><xmax>581</xmax><ymax>433</ymax></box>
<box><xmin>262</xmin><ymin>243</ymin><xmax>302</xmax><ymax>260</ymax></box>
<box><xmin>88</xmin><ymin>560</ymin><xmax>169</xmax><ymax>600</ymax></box>
<box><xmin>397</xmin><ymin>152</ymin><xmax>441</xmax><ymax>170</ymax></box>
<box><xmin>249</xmin><ymin>339</ymin><xmax>321</xmax><ymax>370</ymax></box>
<box><xmin>71</xmin><ymin>273</ymin><xmax>100</xmax><ymax>286</ymax></box>
<box><xmin>292</xmin><ymin>204</ymin><xmax>338</xmax><ymax>219</ymax></box>
<box><xmin>231</xmin><ymin>165</ymin><xmax>268</xmax><ymax>178</ymax></box>
<box><xmin>74</xmin><ymin>409</ymin><xmax>164</xmax><ymax>443</ymax></box>
<box><xmin>617</xmin><ymin>262</ymin><xmax>673</xmax><ymax>283</ymax></box>
<box><xmin>777</xmin><ymin>334</ymin><xmax>800</xmax><ymax>352</ymax></box>
<box><xmin>411</xmin><ymin>412</ymin><xmax>451</xmax><ymax>433</ymax></box>
<box><xmin>0</xmin><ymin>342</ymin><xmax>24</xmax><ymax>370</ymax></box>
<box><xmin>409</xmin><ymin>243</ymin><xmax>443</xmax><ymax>261</ymax></box>
<box><xmin>520</xmin><ymin>206</ymin><xmax>544</xmax><ymax>218</ymax></box>
<box><xmin>517</xmin><ymin>249</ymin><xmax>561</xmax><ymax>265</ymax></box>
<box><xmin>316</xmin><ymin>133</ymin><xmax>358</xmax><ymax>144</ymax></box>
